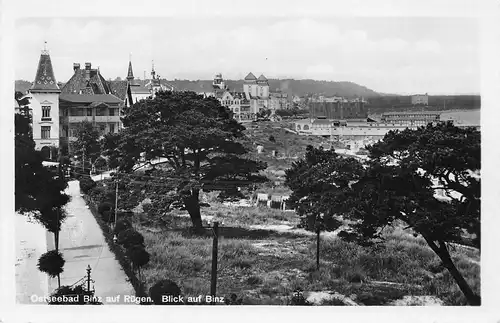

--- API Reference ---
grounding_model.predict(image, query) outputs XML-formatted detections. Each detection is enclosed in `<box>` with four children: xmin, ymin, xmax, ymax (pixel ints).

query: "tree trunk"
<box><xmin>183</xmin><ymin>189</ymin><xmax>203</xmax><ymax>230</ymax></box>
<box><xmin>438</xmin><ymin>245</ymin><xmax>481</xmax><ymax>305</ymax></box>
<box><xmin>54</xmin><ymin>231</ymin><xmax>61</xmax><ymax>288</ymax></box>
<box><xmin>424</xmin><ymin>236</ymin><xmax>480</xmax><ymax>305</ymax></box>
<box><xmin>54</xmin><ymin>231</ymin><xmax>59</xmax><ymax>252</ymax></box>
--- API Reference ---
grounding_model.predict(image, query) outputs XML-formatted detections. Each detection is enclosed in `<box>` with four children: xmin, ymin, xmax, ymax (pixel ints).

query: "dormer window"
<box><xmin>41</xmin><ymin>106</ymin><xmax>51</xmax><ymax>121</ymax></box>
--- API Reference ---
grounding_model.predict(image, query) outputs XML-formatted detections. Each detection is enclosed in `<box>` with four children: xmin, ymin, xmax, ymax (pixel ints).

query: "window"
<box><xmin>100</xmin><ymin>124</ymin><xmax>106</xmax><ymax>133</ymax></box>
<box><xmin>109</xmin><ymin>108</ymin><xmax>115</xmax><ymax>116</ymax></box>
<box><xmin>109</xmin><ymin>123</ymin><xmax>115</xmax><ymax>133</ymax></box>
<box><xmin>41</xmin><ymin>126</ymin><xmax>51</xmax><ymax>139</ymax></box>
<box><xmin>87</xmin><ymin>108</ymin><xmax>93</xmax><ymax>116</ymax></box>
<box><xmin>96</xmin><ymin>108</ymin><xmax>105</xmax><ymax>116</ymax></box>
<box><xmin>42</xmin><ymin>106</ymin><xmax>51</xmax><ymax>120</ymax></box>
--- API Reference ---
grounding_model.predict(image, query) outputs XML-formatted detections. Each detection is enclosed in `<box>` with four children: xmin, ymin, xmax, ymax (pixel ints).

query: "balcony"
<box><xmin>64</xmin><ymin>116</ymin><xmax>121</xmax><ymax>123</ymax></box>
<box><xmin>94</xmin><ymin>116</ymin><xmax>121</xmax><ymax>122</ymax></box>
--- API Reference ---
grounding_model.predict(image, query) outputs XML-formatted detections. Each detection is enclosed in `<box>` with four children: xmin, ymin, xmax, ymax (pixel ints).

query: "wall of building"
<box><xmin>30</xmin><ymin>92</ymin><xmax>60</xmax><ymax>150</ymax></box>
<box><xmin>131</xmin><ymin>92</ymin><xmax>151</xmax><ymax>104</ymax></box>
<box><xmin>411</xmin><ymin>94</ymin><xmax>429</xmax><ymax>105</ymax></box>
<box><xmin>310</xmin><ymin>101</ymin><xmax>367</xmax><ymax>119</ymax></box>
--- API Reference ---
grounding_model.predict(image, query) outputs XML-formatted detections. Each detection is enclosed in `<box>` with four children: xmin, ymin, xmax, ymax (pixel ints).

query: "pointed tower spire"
<box><xmin>31</xmin><ymin>43</ymin><xmax>60</xmax><ymax>93</ymax></box>
<box><xmin>127</xmin><ymin>54</ymin><xmax>134</xmax><ymax>82</ymax></box>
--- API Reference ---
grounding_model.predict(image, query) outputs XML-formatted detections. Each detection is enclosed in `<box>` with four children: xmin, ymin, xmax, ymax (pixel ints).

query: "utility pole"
<box><xmin>114</xmin><ymin>180</ymin><xmax>119</xmax><ymax>229</ymax></box>
<box><xmin>86</xmin><ymin>265</ymin><xmax>92</xmax><ymax>295</ymax></box>
<box><xmin>316</xmin><ymin>226</ymin><xmax>321</xmax><ymax>270</ymax></box>
<box><xmin>82</xmin><ymin>149</ymin><xmax>85</xmax><ymax>173</ymax></box>
<box><xmin>210</xmin><ymin>221</ymin><xmax>219</xmax><ymax>304</ymax></box>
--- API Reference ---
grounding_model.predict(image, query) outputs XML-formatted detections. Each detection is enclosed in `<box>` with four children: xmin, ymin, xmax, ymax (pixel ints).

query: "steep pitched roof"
<box><xmin>127</xmin><ymin>61</ymin><xmax>134</xmax><ymax>80</ymax></box>
<box><xmin>61</xmin><ymin>66</ymin><xmax>111</xmax><ymax>95</ymax></box>
<box><xmin>108</xmin><ymin>80</ymin><xmax>128</xmax><ymax>100</ymax></box>
<box><xmin>257</xmin><ymin>74</ymin><xmax>268</xmax><ymax>81</ymax></box>
<box><xmin>244</xmin><ymin>72</ymin><xmax>257</xmax><ymax>81</ymax></box>
<box><xmin>30</xmin><ymin>51</ymin><xmax>61</xmax><ymax>93</ymax></box>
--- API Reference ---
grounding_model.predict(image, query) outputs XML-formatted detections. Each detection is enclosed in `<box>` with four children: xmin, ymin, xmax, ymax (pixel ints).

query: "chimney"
<box><xmin>73</xmin><ymin>63</ymin><xmax>80</xmax><ymax>73</ymax></box>
<box><xmin>85</xmin><ymin>62</ymin><xmax>91</xmax><ymax>80</ymax></box>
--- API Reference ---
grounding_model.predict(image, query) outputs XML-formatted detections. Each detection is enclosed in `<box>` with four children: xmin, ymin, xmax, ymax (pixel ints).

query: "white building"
<box><xmin>243</xmin><ymin>72</ymin><xmax>270</xmax><ymax>115</ymax></box>
<box><xmin>411</xmin><ymin>93</ymin><xmax>429</xmax><ymax>105</ymax></box>
<box><xmin>28</xmin><ymin>49</ymin><xmax>61</xmax><ymax>156</ymax></box>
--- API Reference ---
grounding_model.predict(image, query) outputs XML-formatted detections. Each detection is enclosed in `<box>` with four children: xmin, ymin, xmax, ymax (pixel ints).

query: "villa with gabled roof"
<box><xmin>21</xmin><ymin>45</ymin><xmax>125</xmax><ymax>159</ymax></box>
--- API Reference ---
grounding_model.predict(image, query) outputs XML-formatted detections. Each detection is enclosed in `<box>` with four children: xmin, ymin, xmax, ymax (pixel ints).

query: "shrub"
<box><xmin>149</xmin><ymin>279</ymin><xmax>182</xmax><ymax>305</ymax></box>
<box><xmin>98</xmin><ymin>201</ymin><xmax>114</xmax><ymax>215</ymax></box>
<box><xmin>126</xmin><ymin>245</ymin><xmax>150</xmax><ymax>273</ymax></box>
<box><xmin>224</xmin><ymin>293</ymin><xmax>243</xmax><ymax>305</ymax></box>
<box><xmin>142</xmin><ymin>203</ymin><xmax>153</xmax><ymax>214</ymax></box>
<box><xmin>117</xmin><ymin>229</ymin><xmax>145</xmax><ymax>248</ymax></box>
<box><xmin>48</xmin><ymin>285</ymin><xmax>86</xmax><ymax>304</ymax></box>
<box><xmin>114</xmin><ymin>218</ymin><xmax>133</xmax><ymax>234</ymax></box>
<box><xmin>94</xmin><ymin>156</ymin><xmax>107</xmax><ymax>170</ymax></box>
<box><xmin>357</xmin><ymin>292</ymin><xmax>390</xmax><ymax>305</ymax></box>
<box><xmin>101</xmin><ymin>210</ymin><xmax>115</xmax><ymax>223</ymax></box>
<box><xmin>48</xmin><ymin>285</ymin><xmax>102</xmax><ymax>305</ymax></box>
<box><xmin>246</xmin><ymin>275</ymin><xmax>263</xmax><ymax>285</ymax></box>
<box><xmin>79</xmin><ymin>177</ymin><xmax>96</xmax><ymax>194</ymax></box>
<box><xmin>290</xmin><ymin>289</ymin><xmax>312</xmax><ymax>306</ymax></box>
<box><xmin>37</xmin><ymin>250</ymin><xmax>65</xmax><ymax>277</ymax></box>
<box><xmin>269</xmin><ymin>135</ymin><xmax>276</xmax><ymax>142</ymax></box>
<box><xmin>58</xmin><ymin>155</ymin><xmax>70</xmax><ymax>166</ymax></box>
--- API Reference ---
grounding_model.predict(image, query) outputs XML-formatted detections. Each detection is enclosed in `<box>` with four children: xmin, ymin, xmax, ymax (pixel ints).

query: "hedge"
<box><xmin>82</xmin><ymin>193</ymin><xmax>150</xmax><ymax>303</ymax></box>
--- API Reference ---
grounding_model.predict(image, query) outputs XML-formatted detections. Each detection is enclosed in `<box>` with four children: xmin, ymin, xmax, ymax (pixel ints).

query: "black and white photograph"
<box><xmin>2</xmin><ymin>0</ymin><xmax>500</xmax><ymax>321</ymax></box>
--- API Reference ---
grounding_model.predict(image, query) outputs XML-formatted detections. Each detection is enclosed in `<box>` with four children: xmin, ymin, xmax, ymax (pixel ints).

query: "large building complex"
<box><xmin>243</xmin><ymin>72</ymin><xmax>270</xmax><ymax>114</ymax></box>
<box><xmin>309</xmin><ymin>97</ymin><xmax>367</xmax><ymax>120</ymax></box>
<box><xmin>380</xmin><ymin>111</ymin><xmax>440</xmax><ymax>127</ymax></box>
<box><xmin>210</xmin><ymin>72</ymin><xmax>276</xmax><ymax>122</ymax></box>
<box><xmin>294</xmin><ymin>111</ymin><xmax>443</xmax><ymax>139</ymax></box>
<box><xmin>410</xmin><ymin>93</ymin><xmax>429</xmax><ymax>105</ymax></box>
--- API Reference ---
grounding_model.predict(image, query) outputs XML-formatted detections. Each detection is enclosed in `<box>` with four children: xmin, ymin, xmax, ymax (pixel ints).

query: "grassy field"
<box><xmin>104</xmin><ymin>119</ymin><xmax>480</xmax><ymax>305</ymax></box>
<box><xmin>130</xmin><ymin>203</ymin><xmax>480</xmax><ymax>306</ymax></box>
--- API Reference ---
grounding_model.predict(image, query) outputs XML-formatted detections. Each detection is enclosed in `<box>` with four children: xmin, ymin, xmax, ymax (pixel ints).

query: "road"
<box><xmin>47</xmin><ymin>180</ymin><xmax>134</xmax><ymax>304</ymax></box>
<box><xmin>16</xmin><ymin>180</ymin><xmax>135</xmax><ymax>304</ymax></box>
<box><xmin>15</xmin><ymin>213</ymin><xmax>49</xmax><ymax>304</ymax></box>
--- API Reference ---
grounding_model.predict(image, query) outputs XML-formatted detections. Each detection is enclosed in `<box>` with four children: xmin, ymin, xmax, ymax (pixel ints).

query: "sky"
<box><xmin>15</xmin><ymin>16</ymin><xmax>480</xmax><ymax>95</ymax></box>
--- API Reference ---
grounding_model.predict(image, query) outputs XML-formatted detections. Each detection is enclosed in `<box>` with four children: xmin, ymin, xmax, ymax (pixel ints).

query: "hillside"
<box><xmin>169</xmin><ymin>79</ymin><xmax>381</xmax><ymax>98</ymax></box>
<box><xmin>15</xmin><ymin>80</ymin><xmax>33</xmax><ymax>94</ymax></box>
<box><xmin>15</xmin><ymin>78</ymin><xmax>380</xmax><ymax>99</ymax></box>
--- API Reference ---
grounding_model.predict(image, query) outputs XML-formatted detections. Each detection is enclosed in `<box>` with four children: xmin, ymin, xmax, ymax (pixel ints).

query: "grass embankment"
<box><xmin>135</xmin><ymin>205</ymin><xmax>480</xmax><ymax>305</ymax></box>
<box><xmin>243</xmin><ymin>121</ymin><xmax>329</xmax><ymax>169</ymax></box>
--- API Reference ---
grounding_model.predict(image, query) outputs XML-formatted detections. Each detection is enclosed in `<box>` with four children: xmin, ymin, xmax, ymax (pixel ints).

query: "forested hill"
<box><xmin>168</xmin><ymin>79</ymin><xmax>381</xmax><ymax>98</ymax></box>
<box><xmin>15</xmin><ymin>80</ymin><xmax>33</xmax><ymax>94</ymax></box>
<box><xmin>15</xmin><ymin>79</ymin><xmax>380</xmax><ymax>99</ymax></box>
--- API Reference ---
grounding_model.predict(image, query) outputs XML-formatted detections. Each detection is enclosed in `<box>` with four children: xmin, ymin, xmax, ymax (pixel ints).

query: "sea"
<box><xmin>440</xmin><ymin>109</ymin><xmax>480</xmax><ymax>125</ymax></box>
